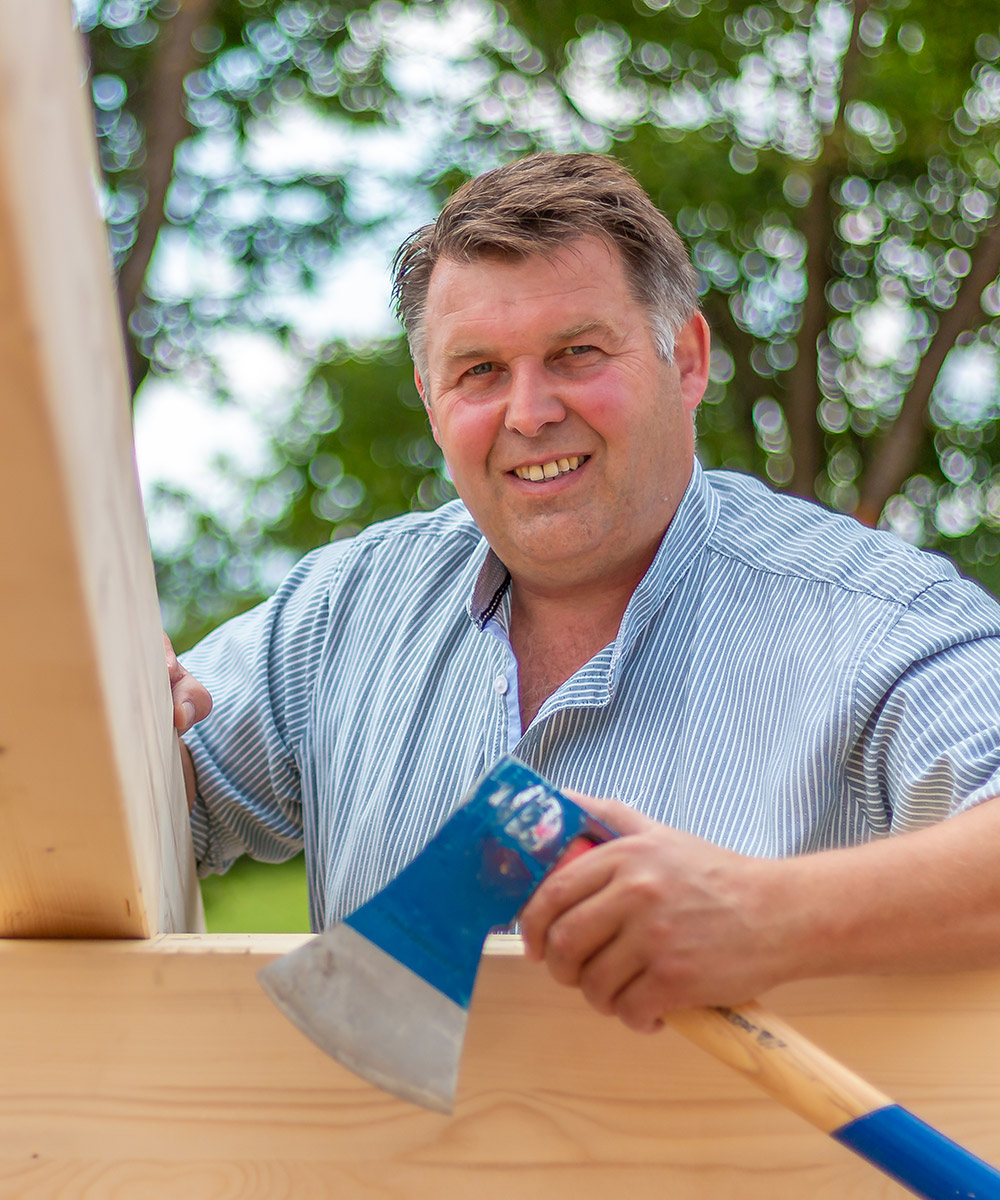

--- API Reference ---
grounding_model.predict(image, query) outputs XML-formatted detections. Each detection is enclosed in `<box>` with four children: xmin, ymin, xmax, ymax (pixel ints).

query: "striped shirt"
<box><xmin>184</xmin><ymin>461</ymin><xmax>1000</xmax><ymax>931</ymax></box>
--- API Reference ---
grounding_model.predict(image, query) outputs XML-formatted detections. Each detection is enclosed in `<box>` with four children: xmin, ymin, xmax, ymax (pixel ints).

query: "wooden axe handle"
<box><xmin>664</xmin><ymin>1001</ymin><xmax>1000</xmax><ymax>1197</ymax></box>
<box><xmin>664</xmin><ymin>1000</ymin><xmax>888</xmax><ymax>1132</ymax></box>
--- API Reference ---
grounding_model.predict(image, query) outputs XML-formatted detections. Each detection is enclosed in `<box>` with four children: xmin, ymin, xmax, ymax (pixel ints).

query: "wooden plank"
<box><xmin>1</xmin><ymin>935</ymin><xmax>998</xmax><ymax>1198</ymax></box>
<box><xmin>0</xmin><ymin>4</ymin><xmax>202</xmax><ymax>934</ymax></box>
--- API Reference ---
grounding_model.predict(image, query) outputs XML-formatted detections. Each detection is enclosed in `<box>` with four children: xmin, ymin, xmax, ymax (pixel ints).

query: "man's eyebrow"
<box><xmin>443</xmin><ymin>345</ymin><xmax>493</xmax><ymax>364</ymax></box>
<box><xmin>550</xmin><ymin>320</ymin><xmax>618</xmax><ymax>343</ymax></box>
<box><xmin>443</xmin><ymin>321</ymin><xmax>618</xmax><ymax>363</ymax></box>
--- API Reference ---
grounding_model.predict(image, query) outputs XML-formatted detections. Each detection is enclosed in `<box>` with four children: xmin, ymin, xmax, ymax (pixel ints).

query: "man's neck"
<box><xmin>508</xmin><ymin>574</ymin><xmax>638</xmax><ymax>730</ymax></box>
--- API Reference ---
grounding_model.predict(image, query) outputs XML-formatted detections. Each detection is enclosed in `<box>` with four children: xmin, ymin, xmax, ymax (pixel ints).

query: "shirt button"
<box><xmin>493</xmin><ymin>675</ymin><xmax>509</xmax><ymax>695</ymax></box>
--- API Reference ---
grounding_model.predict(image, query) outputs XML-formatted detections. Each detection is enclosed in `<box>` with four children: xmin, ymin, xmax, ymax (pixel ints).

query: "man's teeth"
<box><xmin>514</xmin><ymin>455</ymin><xmax>584</xmax><ymax>482</ymax></box>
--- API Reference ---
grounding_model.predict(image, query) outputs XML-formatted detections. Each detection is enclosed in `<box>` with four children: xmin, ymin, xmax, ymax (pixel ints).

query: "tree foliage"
<box><xmin>77</xmin><ymin>0</ymin><xmax>1000</xmax><ymax>645</ymax></box>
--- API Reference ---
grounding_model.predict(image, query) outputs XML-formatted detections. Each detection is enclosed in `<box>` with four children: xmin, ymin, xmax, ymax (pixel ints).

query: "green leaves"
<box><xmin>79</xmin><ymin>0</ymin><xmax>1000</xmax><ymax>639</ymax></box>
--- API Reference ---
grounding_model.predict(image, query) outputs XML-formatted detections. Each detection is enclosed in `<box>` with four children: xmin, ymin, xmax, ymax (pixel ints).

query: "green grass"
<box><xmin>199</xmin><ymin>853</ymin><xmax>311</xmax><ymax>932</ymax></box>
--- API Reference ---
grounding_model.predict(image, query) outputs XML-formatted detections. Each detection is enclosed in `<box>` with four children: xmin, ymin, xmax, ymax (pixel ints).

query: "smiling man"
<box><xmin>173</xmin><ymin>153</ymin><xmax>1000</xmax><ymax>1032</ymax></box>
<box><xmin>412</xmin><ymin>234</ymin><xmax>708</xmax><ymax>726</ymax></box>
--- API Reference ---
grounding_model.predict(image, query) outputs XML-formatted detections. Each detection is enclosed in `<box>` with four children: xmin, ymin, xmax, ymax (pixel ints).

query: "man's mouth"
<box><xmin>512</xmin><ymin>455</ymin><xmax>587</xmax><ymax>482</ymax></box>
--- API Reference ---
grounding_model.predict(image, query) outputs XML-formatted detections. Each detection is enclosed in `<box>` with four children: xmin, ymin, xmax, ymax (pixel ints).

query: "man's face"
<box><xmin>415</xmin><ymin>235</ymin><xmax>709</xmax><ymax>595</ymax></box>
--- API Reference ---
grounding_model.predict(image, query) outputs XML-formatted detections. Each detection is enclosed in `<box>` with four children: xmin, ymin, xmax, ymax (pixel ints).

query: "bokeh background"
<box><xmin>77</xmin><ymin>0</ymin><xmax>1000</xmax><ymax>930</ymax></box>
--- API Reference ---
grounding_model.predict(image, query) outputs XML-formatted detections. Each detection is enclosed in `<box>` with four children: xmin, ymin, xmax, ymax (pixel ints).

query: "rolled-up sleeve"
<box><xmin>181</xmin><ymin>543</ymin><xmax>346</xmax><ymax>876</ymax></box>
<box><xmin>855</xmin><ymin>578</ymin><xmax>1000</xmax><ymax>835</ymax></box>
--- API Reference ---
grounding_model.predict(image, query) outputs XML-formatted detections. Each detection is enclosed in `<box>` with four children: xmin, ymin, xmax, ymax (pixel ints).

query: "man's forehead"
<box><xmin>428</xmin><ymin>235</ymin><xmax>621</xmax><ymax>293</ymax></box>
<box><xmin>424</xmin><ymin>238</ymin><xmax>631</xmax><ymax>353</ymax></box>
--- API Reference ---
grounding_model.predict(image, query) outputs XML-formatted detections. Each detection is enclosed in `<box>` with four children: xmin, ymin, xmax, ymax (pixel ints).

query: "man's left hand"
<box><xmin>519</xmin><ymin>796</ymin><xmax>788</xmax><ymax>1032</ymax></box>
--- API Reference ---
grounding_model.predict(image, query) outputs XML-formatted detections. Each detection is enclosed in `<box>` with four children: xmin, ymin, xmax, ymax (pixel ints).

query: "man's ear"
<box><xmin>414</xmin><ymin>366</ymin><xmax>441</xmax><ymax>445</ymax></box>
<box><xmin>673</xmin><ymin>312</ymin><xmax>711</xmax><ymax>416</ymax></box>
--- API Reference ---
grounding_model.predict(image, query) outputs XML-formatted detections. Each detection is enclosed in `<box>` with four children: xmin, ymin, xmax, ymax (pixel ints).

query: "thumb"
<box><xmin>563</xmin><ymin>790</ymin><xmax>658</xmax><ymax>837</ymax></box>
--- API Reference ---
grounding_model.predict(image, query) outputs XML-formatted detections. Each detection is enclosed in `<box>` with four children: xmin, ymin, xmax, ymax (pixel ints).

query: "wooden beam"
<box><xmin>1</xmin><ymin>936</ymin><xmax>998</xmax><ymax>1198</ymax></box>
<box><xmin>0</xmin><ymin>3</ymin><xmax>202</xmax><ymax>935</ymax></box>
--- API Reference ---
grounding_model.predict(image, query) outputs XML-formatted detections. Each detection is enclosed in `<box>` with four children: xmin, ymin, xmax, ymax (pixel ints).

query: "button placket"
<box><xmin>492</xmin><ymin>655</ymin><xmax>521</xmax><ymax>752</ymax></box>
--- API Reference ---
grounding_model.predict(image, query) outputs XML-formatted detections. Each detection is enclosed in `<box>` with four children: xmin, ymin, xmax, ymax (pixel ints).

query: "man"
<box><xmin>170</xmin><ymin>152</ymin><xmax>1000</xmax><ymax>1036</ymax></box>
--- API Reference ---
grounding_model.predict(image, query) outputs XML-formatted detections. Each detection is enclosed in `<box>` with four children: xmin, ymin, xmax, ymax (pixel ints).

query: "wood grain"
<box><xmin>1</xmin><ymin>935</ymin><xmax>998</xmax><ymax>1198</ymax></box>
<box><xmin>666</xmin><ymin>1000</ymin><xmax>890</xmax><ymax>1133</ymax></box>
<box><xmin>0</xmin><ymin>1</ymin><xmax>202</xmax><ymax>934</ymax></box>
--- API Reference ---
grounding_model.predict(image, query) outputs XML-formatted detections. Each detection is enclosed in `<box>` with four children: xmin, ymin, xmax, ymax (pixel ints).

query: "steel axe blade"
<box><xmin>257</xmin><ymin>755</ymin><xmax>610</xmax><ymax>1112</ymax></box>
<box><xmin>258</xmin><ymin>922</ymin><xmax>468</xmax><ymax>1113</ymax></box>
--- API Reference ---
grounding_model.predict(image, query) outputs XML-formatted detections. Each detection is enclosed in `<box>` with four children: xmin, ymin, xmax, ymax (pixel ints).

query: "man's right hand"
<box><xmin>164</xmin><ymin>633</ymin><xmax>212</xmax><ymax>812</ymax></box>
<box><xmin>164</xmin><ymin>632</ymin><xmax>213</xmax><ymax>734</ymax></box>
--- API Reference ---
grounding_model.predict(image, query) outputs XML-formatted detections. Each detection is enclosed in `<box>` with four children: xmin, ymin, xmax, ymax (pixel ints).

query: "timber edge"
<box><xmin>1</xmin><ymin>935</ymin><xmax>999</xmax><ymax>1199</ymax></box>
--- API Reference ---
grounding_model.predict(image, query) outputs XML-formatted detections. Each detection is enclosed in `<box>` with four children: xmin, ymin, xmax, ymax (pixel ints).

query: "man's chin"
<box><xmin>497</xmin><ymin>535</ymin><xmax>636</xmax><ymax>592</ymax></box>
<box><xmin>486</xmin><ymin>511</ymin><xmax>599</xmax><ymax>563</ymax></box>
<box><xmin>491</xmin><ymin>515</ymin><xmax>665</xmax><ymax>596</ymax></box>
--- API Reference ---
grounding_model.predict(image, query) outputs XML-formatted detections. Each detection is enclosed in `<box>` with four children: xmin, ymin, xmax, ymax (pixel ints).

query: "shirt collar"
<box><xmin>468</xmin><ymin>542</ymin><xmax>511</xmax><ymax>630</ymax></box>
<box><xmin>612</xmin><ymin>458</ymin><xmax>718</xmax><ymax>670</ymax></box>
<box><xmin>467</xmin><ymin>458</ymin><xmax>718</xmax><ymax>636</ymax></box>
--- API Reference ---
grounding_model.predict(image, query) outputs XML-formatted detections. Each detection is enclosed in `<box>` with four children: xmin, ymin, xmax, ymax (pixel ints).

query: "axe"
<box><xmin>259</xmin><ymin>756</ymin><xmax>1000</xmax><ymax>1199</ymax></box>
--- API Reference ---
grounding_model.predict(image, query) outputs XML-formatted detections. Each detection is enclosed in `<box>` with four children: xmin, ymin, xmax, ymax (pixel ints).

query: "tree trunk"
<box><xmin>786</xmin><ymin>178</ymin><xmax>832</xmax><ymax>497</ymax></box>
<box><xmin>113</xmin><ymin>0</ymin><xmax>219</xmax><ymax>397</ymax></box>
<box><xmin>785</xmin><ymin>0</ymin><xmax>868</xmax><ymax>499</ymax></box>
<box><xmin>854</xmin><ymin>214</ymin><xmax>1000</xmax><ymax>526</ymax></box>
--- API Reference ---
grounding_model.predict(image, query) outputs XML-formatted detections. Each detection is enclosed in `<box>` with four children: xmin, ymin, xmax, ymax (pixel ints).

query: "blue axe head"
<box><xmin>257</xmin><ymin>755</ymin><xmax>614</xmax><ymax>1112</ymax></box>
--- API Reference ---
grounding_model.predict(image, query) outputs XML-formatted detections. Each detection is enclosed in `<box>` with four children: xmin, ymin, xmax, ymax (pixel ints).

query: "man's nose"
<box><xmin>503</xmin><ymin>362</ymin><xmax>566</xmax><ymax>437</ymax></box>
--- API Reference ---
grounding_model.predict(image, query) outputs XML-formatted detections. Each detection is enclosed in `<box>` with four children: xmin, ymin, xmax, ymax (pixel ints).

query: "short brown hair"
<box><xmin>392</xmin><ymin>152</ymin><xmax>699</xmax><ymax>376</ymax></box>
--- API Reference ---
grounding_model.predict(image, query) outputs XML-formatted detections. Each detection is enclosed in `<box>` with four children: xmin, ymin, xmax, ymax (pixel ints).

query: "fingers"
<box><xmin>163</xmin><ymin>631</ymin><xmax>182</xmax><ymax>682</ymax></box>
<box><xmin>172</xmin><ymin>672</ymin><xmax>213</xmax><ymax>734</ymax></box>
<box><xmin>163</xmin><ymin>632</ymin><xmax>212</xmax><ymax>734</ymax></box>
<box><xmin>520</xmin><ymin>795</ymin><xmax>653</xmax><ymax>966</ymax></box>
<box><xmin>536</xmin><ymin>886</ymin><xmax>622</xmax><ymax>988</ymax></box>
<box><xmin>522</xmin><ymin>801</ymin><xmax>767</xmax><ymax>1029</ymax></box>
<box><xmin>602</xmin><ymin>970</ymin><xmax>671</xmax><ymax>1034</ymax></box>
<box><xmin>565</xmin><ymin>791</ymin><xmax>656</xmax><ymax>837</ymax></box>
<box><xmin>577</xmin><ymin>939</ymin><xmax>663</xmax><ymax>1032</ymax></box>
<box><xmin>173</xmin><ymin>694</ymin><xmax>197</xmax><ymax>735</ymax></box>
<box><xmin>522</xmin><ymin>849</ymin><xmax>678</xmax><ymax>1030</ymax></box>
<box><xmin>520</xmin><ymin>840</ymin><xmax>616</xmax><ymax>962</ymax></box>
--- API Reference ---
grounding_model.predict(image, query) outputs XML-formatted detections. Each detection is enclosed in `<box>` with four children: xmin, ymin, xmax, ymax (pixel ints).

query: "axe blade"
<box><xmin>258</xmin><ymin>922</ymin><xmax>466</xmax><ymax>1113</ymax></box>
<box><xmin>257</xmin><ymin>756</ymin><xmax>610</xmax><ymax>1113</ymax></box>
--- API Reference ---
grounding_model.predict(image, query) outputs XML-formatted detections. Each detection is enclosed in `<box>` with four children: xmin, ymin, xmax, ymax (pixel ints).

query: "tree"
<box><xmin>78</xmin><ymin>0</ymin><xmax>1000</xmax><ymax>645</ymax></box>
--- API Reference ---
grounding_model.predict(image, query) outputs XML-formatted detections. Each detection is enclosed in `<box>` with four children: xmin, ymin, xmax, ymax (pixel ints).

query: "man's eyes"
<box><xmin>462</xmin><ymin>345</ymin><xmax>596</xmax><ymax>380</ymax></box>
